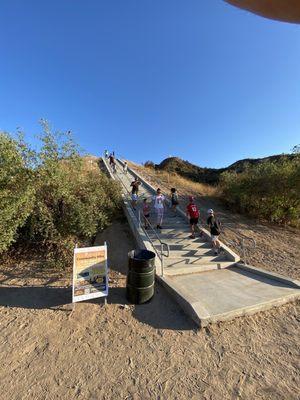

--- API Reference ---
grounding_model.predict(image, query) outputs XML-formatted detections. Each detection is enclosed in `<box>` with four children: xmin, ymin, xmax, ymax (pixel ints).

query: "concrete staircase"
<box><xmin>148</xmin><ymin>212</ymin><xmax>235</xmax><ymax>275</ymax></box>
<box><xmin>102</xmin><ymin>156</ymin><xmax>300</xmax><ymax>327</ymax></box>
<box><xmin>112</xmin><ymin>158</ymin><xmax>237</xmax><ymax>270</ymax></box>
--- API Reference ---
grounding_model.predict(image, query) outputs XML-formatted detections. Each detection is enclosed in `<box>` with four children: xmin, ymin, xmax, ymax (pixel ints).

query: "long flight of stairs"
<box><xmin>111</xmin><ymin>159</ymin><xmax>236</xmax><ymax>275</ymax></box>
<box><xmin>102</xmin><ymin>156</ymin><xmax>300</xmax><ymax>327</ymax></box>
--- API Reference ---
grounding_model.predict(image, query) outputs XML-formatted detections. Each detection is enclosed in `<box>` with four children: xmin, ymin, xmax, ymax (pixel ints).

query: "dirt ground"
<box><xmin>130</xmin><ymin>163</ymin><xmax>300</xmax><ymax>280</ymax></box>
<box><xmin>0</xmin><ymin>218</ymin><xmax>299</xmax><ymax>400</ymax></box>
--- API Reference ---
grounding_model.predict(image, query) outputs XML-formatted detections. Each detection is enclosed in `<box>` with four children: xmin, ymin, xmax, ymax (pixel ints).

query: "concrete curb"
<box><xmin>236</xmin><ymin>263</ymin><xmax>300</xmax><ymax>289</ymax></box>
<box><xmin>199</xmin><ymin>292</ymin><xmax>300</xmax><ymax>326</ymax></box>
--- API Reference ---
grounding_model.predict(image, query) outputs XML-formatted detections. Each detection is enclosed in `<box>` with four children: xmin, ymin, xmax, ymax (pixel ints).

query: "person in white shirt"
<box><xmin>152</xmin><ymin>188</ymin><xmax>165</xmax><ymax>229</ymax></box>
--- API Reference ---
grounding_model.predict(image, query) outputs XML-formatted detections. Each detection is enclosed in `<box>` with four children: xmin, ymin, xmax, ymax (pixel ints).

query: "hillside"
<box><xmin>152</xmin><ymin>154</ymin><xmax>296</xmax><ymax>184</ymax></box>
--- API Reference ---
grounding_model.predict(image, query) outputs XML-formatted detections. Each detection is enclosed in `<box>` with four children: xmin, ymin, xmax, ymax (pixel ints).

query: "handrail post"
<box><xmin>161</xmin><ymin>242</ymin><xmax>164</xmax><ymax>277</ymax></box>
<box><xmin>241</xmin><ymin>238</ymin><xmax>247</xmax><ymax>265</ymax></box>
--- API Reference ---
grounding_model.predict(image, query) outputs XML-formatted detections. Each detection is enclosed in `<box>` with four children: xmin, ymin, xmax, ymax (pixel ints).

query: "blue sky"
<box><xmin>1</xmin><ymin>1</ymin><xmax>299</xmax><ymax>168</ymax></box>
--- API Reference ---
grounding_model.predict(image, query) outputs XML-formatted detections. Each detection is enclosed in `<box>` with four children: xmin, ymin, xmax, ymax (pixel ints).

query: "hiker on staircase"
<box><xmin>186</xmin><ymin>196</ymin><xmax>200</xmax><ymax>239</ymax></box>
<box><xmin>170</xmin><ymin>188</ymin><xmax>179</xmax><ymax>216</ymax></box>
<box><xmin>152</xmin><ymin>188</ymin><xmax>165</xmax><ymax>230</ymax></box>
<box><xmin>207</xmin><ymin>209</ymin><xmax>222</xmax><ymax>255</ymax></box>
<box><xmin>130</xmin><ymin>177</ymin><xmax>141</xmax><ymax>195</ymax></box>
<box><xmin>109</xmin><ymin>153</ymin><xmax>116</xmax><ymax>173</ymax></box>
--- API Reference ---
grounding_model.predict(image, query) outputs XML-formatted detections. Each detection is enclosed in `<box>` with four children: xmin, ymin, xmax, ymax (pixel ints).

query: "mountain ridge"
<box><xmin>149</xmin><ymin>153</ymin><xmax>296</xmax><ymax>185</ymax></box>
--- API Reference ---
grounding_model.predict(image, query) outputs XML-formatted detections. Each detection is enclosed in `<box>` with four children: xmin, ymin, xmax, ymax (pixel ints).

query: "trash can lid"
<box><xmin>128</xmin><ymin>249</ymin><xmax>156</xmax><ymax>260</ymax></box>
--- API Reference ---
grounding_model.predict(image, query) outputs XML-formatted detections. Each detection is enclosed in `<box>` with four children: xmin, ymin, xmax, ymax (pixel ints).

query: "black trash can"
<box><xmin>126</xmin><ymin>249</ymin><xmax>156</xmax><ymax>304</ymax></box>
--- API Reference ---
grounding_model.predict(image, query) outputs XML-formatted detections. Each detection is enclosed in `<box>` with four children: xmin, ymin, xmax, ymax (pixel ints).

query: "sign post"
<box><xmin>72</xmin><ymin>243</ymin><xmax>108</xmax><ymax>304</ymax></box>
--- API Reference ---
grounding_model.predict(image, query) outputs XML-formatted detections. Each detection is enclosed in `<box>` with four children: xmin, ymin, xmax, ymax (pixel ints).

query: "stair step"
<box><xmin>163</xmin><ymin>261</ymin><xmax>235</xmax><ymax>276</ymax></box>
<box><xmin>150</xmin><ymin>225</ymin><xmax>188</xmax><ymax>230</ymax></box>
<box><xmin>157</xmin><ymin>227</ymin><xmax>191</xmax><ymax>233</ymax></box>
<box><xmin>164</xmin><ymin>255</ymin><xmax>228</xmax><ymax>266</ymax></box>
<box><xmin>168</xmin><ymin>248</ymin><xmax>220</xmax><ymax>257</ymax></box>
<box><xmin>159</xmin><ymin>234</ymin><xmax>203</xmax><ymax>241</ymax></box>
<box><xmin>160</xmin><ymin>237</ymin><xmax>209</xmax><ymax>245</ymax></box>
<box><xmin>154</xmin><ymin>242</ymin><xmax>212</xmax><ymax>251</ymax></box>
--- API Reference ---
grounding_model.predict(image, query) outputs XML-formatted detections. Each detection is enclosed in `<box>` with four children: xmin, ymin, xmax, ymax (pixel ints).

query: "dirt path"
<box><xmin>0</xmin><ymin>220</ymin><xmax>299</xmax><ymax>399</ymax></box>
<box><xmin>129</xmin><ymin>163</ymin><xmax>300</xmax><ymax>280</ymax></box>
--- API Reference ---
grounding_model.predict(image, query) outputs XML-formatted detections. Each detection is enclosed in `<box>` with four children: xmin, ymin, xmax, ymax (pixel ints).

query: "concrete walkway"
<box><xmin>102</xmin><ymin>157</ymin><xmax>300</xmax><ymax>327</ymax></box>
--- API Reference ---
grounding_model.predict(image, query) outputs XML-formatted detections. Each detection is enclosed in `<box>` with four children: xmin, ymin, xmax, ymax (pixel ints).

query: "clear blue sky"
<box><xmin>1</xmin><ymin>1</ymin><xmax>299</xmax><ymax>168</ymax></box>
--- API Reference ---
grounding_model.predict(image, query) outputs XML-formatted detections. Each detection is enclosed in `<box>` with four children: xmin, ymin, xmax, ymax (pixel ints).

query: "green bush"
<box><xmin>219</xmin><ymin>156</ymin><xmax>300</xmax><ymax>226</ymax></box>
<box><xmin>0</xmin><ymin>133</ymin><xmax>35</xmax><ymax>252</ymax></box>
<box><xmin>1</xmin><ymin>121</ymin><xmax>122</xmax><ymax>268</ymax></box>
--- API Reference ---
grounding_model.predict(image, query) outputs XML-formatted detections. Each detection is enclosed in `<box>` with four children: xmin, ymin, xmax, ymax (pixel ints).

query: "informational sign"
<box><xmin>72</xmin><ymin>244</ymin><xmax>108</xmax><ymax>303</ymax></box>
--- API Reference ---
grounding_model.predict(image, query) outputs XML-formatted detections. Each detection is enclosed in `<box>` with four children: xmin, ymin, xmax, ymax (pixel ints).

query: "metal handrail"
<box><xmin>138</xmin><ymin>212</ymin><xmax>170</xmax><ymax>254</ymax></box>
<box><xmin>240</xmin><ymin>237</ymin><xmax>256</xmax><ymax>265</ymax></box>
<box><xmin>106</xmin><ymin>158</ymin><xmax>170</xmax><ymax>276</ymax></box>
<box><xmin>222</xmin><ymin>223</ymin><xmax>256</xmax><ymax>265</ymax></box>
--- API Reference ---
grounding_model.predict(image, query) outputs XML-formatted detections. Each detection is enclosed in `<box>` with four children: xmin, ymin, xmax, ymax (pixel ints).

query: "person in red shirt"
<box><xmin>186</xmin><ymin>196</ymin><xmax>200</xmax><ymax>239</ymax></box>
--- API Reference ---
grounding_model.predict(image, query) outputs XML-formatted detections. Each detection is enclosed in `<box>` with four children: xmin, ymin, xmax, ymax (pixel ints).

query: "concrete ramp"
<box><xmin>163</xmin><ymin>266</ymin><xmax>300</xmax><ymax>326</ymax></box>
<box><xmin>102</xmin><ymin>157</ymin><xmax>300</xmax><ymax>327</ymax></box>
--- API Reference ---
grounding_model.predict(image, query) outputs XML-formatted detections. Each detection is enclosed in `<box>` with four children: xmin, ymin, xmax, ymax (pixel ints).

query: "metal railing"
<box><xmin>104</xmin><ymin>157</ymin><xmax>170</xmax><ymax>276</ymax></box>
<box><xmin>138</xmin><ymin>211</ymin><xmax>170</xmax><ymax>277</ymax></box>
<box><xmin>223</xmin><ymin>224</ymin><xmax>256</xmax><ymax>265</ymax></box>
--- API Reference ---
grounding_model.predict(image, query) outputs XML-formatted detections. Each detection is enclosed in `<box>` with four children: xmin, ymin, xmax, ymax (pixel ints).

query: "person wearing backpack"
<box><xmin>186</xmin><ymin>196</ymin><xmax>200</xmax><ymax>239</ymax></box>
<box><xmin>170</xmin><ymin>187</ymin><xmax>179</xmax><ymax>216</ymax></box>
<box><xmin>207</xmin><ymin>209</ymin><xmax>221</xmax><ymax>255</ymax></box>
<box><xmin>130</xmin><ymin>177</ymin><xmax>141</xmax><ymax>195</ymax></box>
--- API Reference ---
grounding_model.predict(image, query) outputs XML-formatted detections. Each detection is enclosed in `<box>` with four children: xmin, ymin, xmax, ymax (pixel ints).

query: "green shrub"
<box><xmin>1</xmin><ymin>121</ymin><xmax>122</xmax><ymax>268</ymax></box>
<box><xmin>220</xmin><ymin>156</ymin><xmax>300</xmax><ymax>226</ymax></box>
<box><xmin>0</xmin><ymin>133</ymin><xmax>35</xmax><ymax>252</ymax></box>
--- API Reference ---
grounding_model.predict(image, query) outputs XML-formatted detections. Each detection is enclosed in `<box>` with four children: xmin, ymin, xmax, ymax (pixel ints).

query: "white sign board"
<box><xmin>72</xmin><ymin>245</ymin><xmax>108</xmax><ymax>303</ymax></box>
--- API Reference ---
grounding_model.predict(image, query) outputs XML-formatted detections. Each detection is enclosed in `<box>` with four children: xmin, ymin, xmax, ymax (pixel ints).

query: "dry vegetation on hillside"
<box><xmin>128</xmin><ymin>161</ymin><xmax>217</xmax><ymax>197</ymax></box>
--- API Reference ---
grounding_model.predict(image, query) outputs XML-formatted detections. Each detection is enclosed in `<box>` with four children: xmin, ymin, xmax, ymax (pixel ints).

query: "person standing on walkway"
<box><xmin>123</xmin><ymin>161</ymin><xmax>128</xmax><ymax>174</ymax></box>
<box><xmin>104</xmin><ymin>149</ymin><xmax>109</xmax><ymax>158</ymax></box>
<box><xmin>170</xmin><ymin>188</ymin><xmax>179</xmax><ymax>216</ymax></box>
<box><xmin>142</xmin><ymin>198</ymin><xmax>151</xmax><ymax>229</ymax></box>
<box><xmin>207</xmin><ymin>209</ymin><xmax>221</xmax><ymax>255</ymax></box>
<box><xmin>152</xmin><ymin>188</ymin><xmax>165</xmax><ymax>229</ymax></box>
<box><xmin>186</xmin><ymin>196</ymin><xmax>200</xmax><ymax>239</ymax></box>
<box><xmin>130</xmin><ymin>177</ymin><xmax>141</xmax><ymax>195</ymax></box>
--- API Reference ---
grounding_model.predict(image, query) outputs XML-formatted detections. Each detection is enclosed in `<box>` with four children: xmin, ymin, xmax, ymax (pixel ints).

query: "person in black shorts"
<box><xmin>207</xmin><ymin>209</ymin><xmax>221</xmax><ymax>254</ymax></box>
<box><xmin>170</xmin><ymin>188</ymin><xmax>179</xmax><ymax>216</ymax></box>
<box><xmin>186</xmin><ymin>196</ymin><xmax>200</xmax><ymax>239</ymax></box>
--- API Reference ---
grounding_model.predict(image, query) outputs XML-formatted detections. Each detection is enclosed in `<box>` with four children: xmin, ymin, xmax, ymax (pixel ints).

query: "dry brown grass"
<box><xmin>128</xmin><ymin>162</ymin><xmax>217</xmax><ymax>197</ymax></box>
